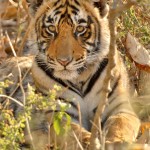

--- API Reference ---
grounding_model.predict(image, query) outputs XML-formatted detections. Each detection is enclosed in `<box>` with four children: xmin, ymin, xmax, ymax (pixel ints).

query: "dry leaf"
<box><xmin>0</xmin><ymin>0</ymin><xmax>27</xmax><ymax>20</ymax></box>
<box><xmin>0</xmin><ymin>35</ymin><xmax>18</xmax><ymax>61</ymax></box>
<box><xmin>126</xmin><ymin>33</ymin><xmax>150</xmax><ymax>72</ymax></box>
<box><xmin>1</xmin><ymin>6</ymin><xmax>17</xmax><ymax>20</ymax></box>
<box><xmin>0</xmin><ymin>0</ymin><xmax>8</xmax><ymax>14</ymax></box>
<box><xmin>140</xmin><ymin>122</ymin><xmax>150</xmax><ymax>134</ymax></box>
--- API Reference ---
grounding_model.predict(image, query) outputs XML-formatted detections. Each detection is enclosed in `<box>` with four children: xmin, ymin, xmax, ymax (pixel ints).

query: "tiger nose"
<box><xmin>57</xmin><ymin>57</ymin><xmax>72</xmax><ymax>66</ymax></box>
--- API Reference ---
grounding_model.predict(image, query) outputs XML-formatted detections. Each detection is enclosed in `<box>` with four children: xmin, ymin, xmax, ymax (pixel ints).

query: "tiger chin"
<box><xmin>26</xmin><ymin>0</ymin><xmax>140</xmax><ymax>149</ymax></box>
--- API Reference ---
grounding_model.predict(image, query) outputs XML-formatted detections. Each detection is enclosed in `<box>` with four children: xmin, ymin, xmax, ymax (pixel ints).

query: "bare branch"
<box><xmin>17</xmin><ymin>20</ymin><xmax>33</xmax><ymax>56</ymax></box>
<box><xmin>0</xmin><ymin>94</ymin><xmax>24</xmax><ymax>107</ymax></box>
<box><xmin>5</xmin><ymin>31</ymin><xmax>36</xmax><ymax>150</ymax></box>
<box><xmin>89</xmin><ymin>0</ymin><xmax>138</xmax><ymax>149</ymax></box>
<box><xmin>110</xmin><ymin>0</ymin><xmax>137</xmax><ymax>17</ymax></box>
<box><xmin>5</xmin><ymin>31</ymin><xmax>26</xmax><ymax>105</ymax></box>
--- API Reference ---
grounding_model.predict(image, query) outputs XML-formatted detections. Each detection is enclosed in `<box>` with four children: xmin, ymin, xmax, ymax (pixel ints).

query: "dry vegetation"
<box><xmin>0</xmin><ymin>0</ymin><xmax>150</xmax><ymax>149</ymax></box>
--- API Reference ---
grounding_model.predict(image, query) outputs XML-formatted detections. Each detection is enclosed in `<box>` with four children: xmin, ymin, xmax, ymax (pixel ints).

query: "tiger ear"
<box><xmin>27</xmin><ymin>0</ymin><xmax>44</xmax><ymax>16</ymax></box>
<box><xmin>92</xmin><ymin>0</ymin><xmax>109</xmax><ymax>17</ymax></box>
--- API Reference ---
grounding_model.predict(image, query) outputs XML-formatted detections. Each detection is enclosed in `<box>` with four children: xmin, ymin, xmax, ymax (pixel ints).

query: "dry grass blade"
<box><xmin>17</xmin><ymin>20</ymin><xmax>32</xmax><ymax>56</ymax></box>
<box><xmin>72</xmin><ymin>131</ymin><xmax>84</xmax><ymax>150</ymax></box>
<box><xmin>5</xmin><ymin>31</ymin><xmax>36</xmax><ymax>150</ymax></box>
<box><xmin>0</xmin><ymin>94</ymin><xmax>24</xmax><ymax>107</ymax></box>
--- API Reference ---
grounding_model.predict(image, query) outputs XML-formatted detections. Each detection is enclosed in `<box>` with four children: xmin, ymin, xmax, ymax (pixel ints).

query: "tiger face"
<box><xmin>30</xmin><ymin>0</ymin><xmax>110</xmax><ymax>80</ymax></box>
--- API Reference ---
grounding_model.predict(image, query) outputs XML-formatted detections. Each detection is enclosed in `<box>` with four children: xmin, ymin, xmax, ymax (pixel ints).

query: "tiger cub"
<box><xmin>28</xmin><ymin>0</ymin><xmax>140</xmax><ymax>149</ymax></box>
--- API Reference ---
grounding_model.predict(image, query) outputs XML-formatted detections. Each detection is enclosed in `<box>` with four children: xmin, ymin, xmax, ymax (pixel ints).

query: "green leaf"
<box><xmin>53</xmin><ymin>117</ymin><xmax>61</xmax><ymax>135</ymax></box>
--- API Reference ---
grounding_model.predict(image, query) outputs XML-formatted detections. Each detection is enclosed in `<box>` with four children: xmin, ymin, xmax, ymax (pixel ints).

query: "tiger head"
<box><xmin>28</xmin><ymin>0</ymin><xmax>110</xmax><ymax>80</ymax></box>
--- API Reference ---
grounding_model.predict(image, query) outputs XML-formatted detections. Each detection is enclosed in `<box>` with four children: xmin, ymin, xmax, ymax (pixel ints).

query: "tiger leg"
<box><xmin>103</xmin><ymin>113</ymin><xmax>140</xmax><ymax>143</ymax></box>
<box><xmin>46</xmin><ymin>112</ymin><xmax>94</xmax><ymax>150</ymax></box>
<box><xmin>25</xmin><ymin>112</ymin><xmax>92</xmax><ymax>150</ymax></box>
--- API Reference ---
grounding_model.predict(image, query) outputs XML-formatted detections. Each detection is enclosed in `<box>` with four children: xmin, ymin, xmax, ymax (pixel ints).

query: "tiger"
<box><xmin>0</xmin><ymin>0</ymin><xmax>140</xmax><ymax>149</ymax></box>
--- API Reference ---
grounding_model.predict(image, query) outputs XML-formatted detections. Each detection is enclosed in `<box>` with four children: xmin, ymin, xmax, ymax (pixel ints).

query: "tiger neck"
<box><xmin>32</xmin><ymin>57</ymin><xmax>108</xmax><ymax>95</ymax></box>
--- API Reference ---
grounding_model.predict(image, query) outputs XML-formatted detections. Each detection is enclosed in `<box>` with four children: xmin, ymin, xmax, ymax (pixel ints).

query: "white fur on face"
<box><xmin>54</xmin><ymin>70</ymin><xmax>79</xmax><ymax>80</ymax></box>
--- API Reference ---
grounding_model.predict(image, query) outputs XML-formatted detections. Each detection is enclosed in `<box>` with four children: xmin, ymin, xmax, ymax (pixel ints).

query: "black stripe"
<box><xmin>57</xmin><ymin>11</ymin><xmax>67</xmax><ymax>25</ymax></box>
<box><xmin>93</xmin><ymin>42</ymin><xmax>101</xmax><ymax>52</ymax></box>
<box><xmin>96</xmin><ymin>23</ymin><xmax>100</xmax><ymax>49</ymax></box>
<box><xmin>42</xmin><ymin>14</ymin><xmax>47</xmax><ymax>27</ymax></box>
<box><xmin>108</xmin><ymin>75</ymin><xmax>120</xmax><ymax>98</ymax></box>
<box><xmin>54</xmin><ymin>10</ymin><xmax>61</xmax><ymax>16</ymax></box>
<box><xmin>45</xmin><ymin>110</ymin><xmax>59</xmax><ymax>114</ymax></box>
<box><xmin>82</xmin><ymin>30</ymin><xmax>92</xmax><ymax>40</ymax></box>
<box><xmin>20</xmin><ymin>143</ymin><xmax>31</xmax><ymax>149</ymax></box>
<box><xmin>54</xmin><ymin>4</ymin><xmax>65</xmax><ymax>12</ymax></box>
<box><xmin>53</xmin><ymin>0</ymin><xmax>60</xmax><ymax>7</ymax></box>
<box><xmin>85</xmin><ymin>15</ymin><xmax>101</xmax><ymax>52</ymax></box>
<box><xmin>74</xmin><ymin>0</ymin><xmax>80</xmax><ymax>6</ymax></box>
<box><xmin>35</xmin><ymin>16</ymin><xmax>41</xmax><ymax>35</ymax></box>
<box><xmin>69</xmin><ymin>4</ymin><xmax>79</xmax><ymax>12</ymax></box>
<box><xmin>85</xmin><ymin>42</ymin><xmax>95</xmax><ymax>47</ymax></box>
<box><xmin>47</xmin><ymin>16</ymin><xmax>54</xmax><ymax>23</ymax></box>
<box><xmin>89</xmin><ymin>14</ymin><xmax>101</xmax><ymax>48</ymax></box>
<box><xmin>93</xmin><ymin>46</ymin><xmax>99</xmax><ymax>52</ymax></box>
<box><xmin>72</xmin><ymin>10</ymin><xmax>78</xmax><ymax>15</ymax></box>
<box><xmin>86</xmin><ymin>42</ymin><xmax>100</xmax><ymax>53</ymax></box>
<box><xmin>67</xmin><ymin>81</ymin><xmax>82</xmax><ymax>97</ymax></box>
<box><xmin>39</xmin><ymin>41</ymin><xmax>46</xmax><ymax>47</ymax></box>
<box><xmin>93</xmin><ymin>107</ymin><xmax>97</xmax><ymax>114</ymax></box>
<box><xmin>83</xmin><ymin>58</ymin><xmax>108</xmax><ymax>96</ymax></box>
<box><xmin>78</xmin><ymin>19</ymin><xmax>87</xmax><ymax>24</ymax></box>
<box><xmin>35</xmin><ymin>57</ymin><xmax>82</xmax><ymax>97</ymax></box>
<box><xmin>41</xmin><ymin>29</ymin><xmax>52</xmax><ymax>38</ymax></box>
<box><xmin>46</xmin><ymin>28</ymin><xmax>57</xmax><ymax>36</ymax></box>
<box><xmin>65</xmin><ymin>112</ymin><xmax>79</xmax><ymax>121</ymax></box>
<box><xmin>87</xmin><ymin>16</ymin><xmax>94</xmax><ymax>24</ymax></box>
<box><xmin>74</xmin><ymin>58</ymin><xmax>84</xmax><ymax>64</ymax></box>
<box><xmin>67</xmin><ymin>14</ymin><xmax>73</xmax><ymax>24</ymax></box>
<box><xmin>80</xmin><ymin>76</ymin><xmax>91</xmax><ymax>91</ymax></box>
<box><xmin>77</xmin><ymin>66</ymin><xmax>85</xmax><ymax>75</ymax></box>
<box><xmin>60</xmin><ymin>12</ymin><xmax>66</xmax><ymax>20</ymax></box>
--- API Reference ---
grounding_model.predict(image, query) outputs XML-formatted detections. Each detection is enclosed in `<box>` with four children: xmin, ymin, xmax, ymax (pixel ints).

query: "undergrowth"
<box><xmin>117</xmin><ymin>0</ymin><xmax>150</xmax><ymax>52</ymax></box>
<box><xmin>0</xmin><ymin>82</ymin><xmax>71</xmax><ymax>149</ymax></box>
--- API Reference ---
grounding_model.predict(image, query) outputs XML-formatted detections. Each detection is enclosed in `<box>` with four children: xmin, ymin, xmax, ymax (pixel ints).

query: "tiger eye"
<box><xmin>48</xmin><ymin>25</ymin><xmax>56</xmax><ymax>32</ymax></box>
<box><xmin>76</xmin><ymin>26</ymin><xmax>86</xmax><ymax>33</ymax></box>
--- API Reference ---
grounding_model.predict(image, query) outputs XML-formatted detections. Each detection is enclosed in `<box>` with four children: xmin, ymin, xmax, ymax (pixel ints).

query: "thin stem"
<box><xmin>5</xmin><ymin>31</ymin><xmax>36</xmax><ymax>150</ymax></box>
<box><xmin>0</xmin><ymin>94</ymin><xmax>24</xmax><ymax>107</ymax></box>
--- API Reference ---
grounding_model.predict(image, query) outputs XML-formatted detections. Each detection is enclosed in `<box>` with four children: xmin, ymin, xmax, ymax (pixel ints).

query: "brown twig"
<box><xmin>89</xmin><ymin>1</ymin><xmax>137</xmax><ymax>150</ymax></box>
<box><xmin>0</xmin><ymin>94</ymin><xmax>24</xmax><ymax>107</ymax></box>
<box><xmin>9</xmin><ymin>67</ymin><xmax>31</xmax><ymax>98</ymax></box>
<box><xmin>5</xmin><ymin>31</ymin><xmax>36</xmax><ymax>150</ymax></box>
<box><xmin>17</xmin><ymin>20</ymin><xmax>33</xmax><ymax>56</ymax></box>
<box><xmin>110</xmin><ymin>0</ymin><xmax>137</xmax><ymax>17</ymax></box>
<box><xmin>77</xmin><ymin>102</ymin><xmax>84</xmax><ymax>150</ymax></box>
<box><xmin>72</xmin><ymin>131</ymin><xmax>84</xmax><ymax>150</ymax></box>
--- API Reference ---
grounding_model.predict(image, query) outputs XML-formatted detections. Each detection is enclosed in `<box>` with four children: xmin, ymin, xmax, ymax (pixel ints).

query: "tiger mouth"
<box><xmin>54</xmin><ymin>69</ymin><xmax>79</xmax><ymax>80</ymax></box>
